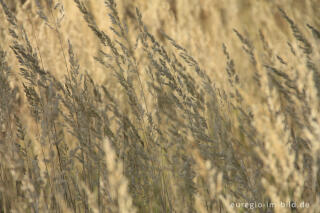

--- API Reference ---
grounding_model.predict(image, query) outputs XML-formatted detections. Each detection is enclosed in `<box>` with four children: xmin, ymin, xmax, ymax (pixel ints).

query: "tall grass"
<box><xmin>0</xmin><ymin>0</ymin><xmax>320</xmax><ymax>212</ymax></box>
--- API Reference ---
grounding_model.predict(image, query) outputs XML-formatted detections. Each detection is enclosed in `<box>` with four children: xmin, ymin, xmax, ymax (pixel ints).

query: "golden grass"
<box><xmin>0</xmin><ymin>0</ymin><xmax>320</xmax><ymax>212</ymax></box>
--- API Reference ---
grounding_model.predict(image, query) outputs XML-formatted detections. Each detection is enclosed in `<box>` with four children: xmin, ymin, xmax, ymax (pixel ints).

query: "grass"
<box><xmin>0</xmin><ymin>0</ymin><xmax>320</xmax><ymax>212</ymax></box>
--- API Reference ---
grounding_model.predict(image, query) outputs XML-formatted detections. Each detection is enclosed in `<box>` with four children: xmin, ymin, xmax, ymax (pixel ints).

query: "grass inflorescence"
<box><xmin>0</xmin><ymin>0</ymin><xmax>320</xmax><ymax>212</ymax></box>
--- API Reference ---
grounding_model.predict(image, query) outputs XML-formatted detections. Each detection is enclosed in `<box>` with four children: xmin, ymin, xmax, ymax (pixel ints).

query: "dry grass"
<box><xmin>0</xmin><ymin>0</ymin><xmax>320</xmax><ymax>212</ymax></box>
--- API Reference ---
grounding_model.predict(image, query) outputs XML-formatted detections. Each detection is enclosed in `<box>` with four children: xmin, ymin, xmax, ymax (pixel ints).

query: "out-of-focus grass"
<box><xmin>0</xmin><ymin>0</ymin><xmax>319</xmax><ymax>212</ymax></box>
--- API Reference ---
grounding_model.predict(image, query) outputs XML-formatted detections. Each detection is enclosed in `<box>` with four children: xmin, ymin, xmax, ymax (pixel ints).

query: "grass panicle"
<box><xmin>0</xmin><ymin>0</ymin><xmax>319</xmax><ymax>212</ymax></box>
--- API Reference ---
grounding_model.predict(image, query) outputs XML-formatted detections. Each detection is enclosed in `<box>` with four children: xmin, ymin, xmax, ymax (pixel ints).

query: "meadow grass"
<box><xmin>0</xmin><ymin>0</ymin><xmax>320</xmax><ymax>212</ymax></box>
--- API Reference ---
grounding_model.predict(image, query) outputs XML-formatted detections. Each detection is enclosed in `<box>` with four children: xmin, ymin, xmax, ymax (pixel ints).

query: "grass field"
<box><xmin>1</xmin><ymin>0</ymin><xmax>320</xmax><ymax>212</ymax></box>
